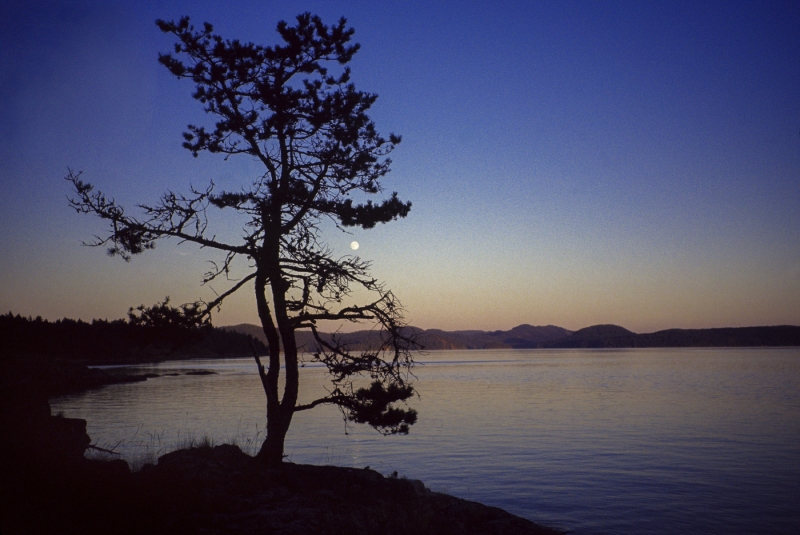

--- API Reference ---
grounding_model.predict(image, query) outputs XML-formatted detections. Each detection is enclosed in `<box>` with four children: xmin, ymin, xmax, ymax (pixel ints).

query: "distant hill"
<box><xmin>544</xmin><ymin>324</ymin><xmax>637</xmax><ymax>348</ymax></box>
<box><xmin>223</xmin><ymin>324</ymin><xmax>574</xmax><ymax>351</ymax></box>
<box><xmin>635</xmin><ymin>326</ymin><xmax>800</xmax><ymax>347</ymax></box>
<box><xmin>542</xmin><ymin>324</ymin><xmax>800</xmax><ymax>348</ymax></box>
<box><xmin>224</xmin><ymin>323</ymin><xmax>800</xmax><ymax>351</ymax></box>
<box><xmin>415</xmin><ymin>325</ymin><xmax>575</xmax><ymax>350</ymax></box>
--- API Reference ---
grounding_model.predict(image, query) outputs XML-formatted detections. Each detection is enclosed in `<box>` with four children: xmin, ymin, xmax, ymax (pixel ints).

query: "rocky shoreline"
<box><xmin>0</xmin><ymin>356</ymin><xmax>563</xmax><ymax>534</ymax></box>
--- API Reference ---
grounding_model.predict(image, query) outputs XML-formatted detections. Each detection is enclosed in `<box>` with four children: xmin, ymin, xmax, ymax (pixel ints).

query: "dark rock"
<box><xmin>49</xmin><ymin>414</ymin><xmax>92</xmax><ymax>458</ymax></box>
<box><xmin>131</xmin><ymin>445</ymin><xmax>563</xmax><ymax>535</ymax></box>
<box><xmin>1</xmin><ymin>435</ymin><xmax>563</xmax><ymax>535</ymax></box>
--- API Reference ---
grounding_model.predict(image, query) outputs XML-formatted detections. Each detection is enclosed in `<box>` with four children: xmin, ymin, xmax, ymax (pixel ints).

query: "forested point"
<box><xmin>0</xmin><ymin>313</ymin><xmax>266</xmax><ymax>364</ymax></box>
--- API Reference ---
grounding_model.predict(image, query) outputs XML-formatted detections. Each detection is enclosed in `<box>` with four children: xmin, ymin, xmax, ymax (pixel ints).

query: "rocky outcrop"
<box><xmin>0</xmin><ymin>431</ymin><xmax>563</xmax><ymax>534</ymax></box>
<box><xmin>133</xmin><ymin>445</ymin><xmax>563</xmax><ymax>535</ymax></box>
<box><xmin>0</xmin><ymin>355</ymin><xmax>136</xmax><ymax>534</ymax></box>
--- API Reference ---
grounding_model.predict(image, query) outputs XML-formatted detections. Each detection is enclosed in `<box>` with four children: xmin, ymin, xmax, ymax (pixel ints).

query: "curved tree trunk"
<box><xmin>253</xmin><ymin>259</ymin><xmax>300</xmax><ymax>467</ymax></box>
<box><xmin>259</xmin><ymin>404</ymin><xmax>292</xmax><ymax>466</ymax></box>
<box><xmin>257</xmin><ymin>345</ymin><xmax>298</xmax><ymax>467</ymax></box>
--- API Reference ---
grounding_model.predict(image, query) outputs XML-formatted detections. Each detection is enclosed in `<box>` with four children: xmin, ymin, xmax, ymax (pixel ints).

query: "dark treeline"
<box><xmin>0</xmin><ymin>313</ymin><xmax>267</xmax><ymax>364</ymax></box>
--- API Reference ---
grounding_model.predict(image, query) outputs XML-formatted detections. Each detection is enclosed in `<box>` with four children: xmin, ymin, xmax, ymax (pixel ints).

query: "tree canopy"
<box><xmin>68</xmin><ymin>13</ymin><xmax>417</xmax><ymax>465</ymax></box>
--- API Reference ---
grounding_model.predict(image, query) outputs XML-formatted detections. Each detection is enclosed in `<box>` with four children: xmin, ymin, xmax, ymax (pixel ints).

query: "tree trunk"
<box><xmin>253</xmin><ymin>257</ymin><xmax>301</xmax><ymax>467</ymax></box>
<box><xmin>256</xmin><ymin>347</ymin><xmax>298</xmax><ymax>466</ymax></box>
<box><xmin>254</xmin><ymin>269</ymin><xmax>291</xmax><ymax>467</ymax></box>
<box><xmin>258</xmin><ymin>403</ymin><xmax>291</xmax><ymax>466</ymax></box>
<box><xmin>257</xmin><ymin>338</ymin><xmax>299</xmax><ymax>466</ymax></box>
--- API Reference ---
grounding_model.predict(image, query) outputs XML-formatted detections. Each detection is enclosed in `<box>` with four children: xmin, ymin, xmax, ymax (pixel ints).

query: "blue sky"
<box><xmin>1</xmin><ymin>0</ymin><xmax>798</xmax><ymax>332</ymax></box>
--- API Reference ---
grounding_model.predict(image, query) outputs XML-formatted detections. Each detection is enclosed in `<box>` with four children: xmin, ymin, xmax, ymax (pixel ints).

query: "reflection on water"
<box><xmin>52</xmin><ymin>348</ymin><xmax>800</xmax><ymax>535</ymax></box>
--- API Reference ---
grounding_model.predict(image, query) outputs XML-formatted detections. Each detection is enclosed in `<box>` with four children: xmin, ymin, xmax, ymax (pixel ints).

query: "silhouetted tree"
<box><xmin>127</xmin><ymin>297</ymin><xmax>210</xmax><ymax>349</ymax></box>
<box><xmin>67</xmin><ymin>14</ymin><xmax>417</xmax><ymax>466</ymax></box>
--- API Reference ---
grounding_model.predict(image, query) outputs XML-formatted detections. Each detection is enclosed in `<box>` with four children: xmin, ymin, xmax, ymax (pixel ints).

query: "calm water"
<box><xmin>52</xmin><ymin>348</ymin><xmax>800</xmax><ymax>534</ymax></box>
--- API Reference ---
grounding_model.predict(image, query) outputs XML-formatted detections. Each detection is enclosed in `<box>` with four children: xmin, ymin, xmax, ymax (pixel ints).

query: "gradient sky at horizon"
<box><xmin>1</xmin><ymin>0</ymin><xmax>798</xmax><ymax>333</ymax></box>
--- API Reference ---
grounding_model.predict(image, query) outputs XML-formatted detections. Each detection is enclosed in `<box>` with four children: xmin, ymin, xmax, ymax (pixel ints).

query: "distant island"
<box><xmin>224</xmin><ymin>322</ymin><xmax>800</xmax><ymax>351</ymax></box>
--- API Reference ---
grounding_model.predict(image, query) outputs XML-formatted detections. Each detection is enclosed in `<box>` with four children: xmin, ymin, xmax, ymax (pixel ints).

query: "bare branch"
<box><xmin>204</xmin><ymin>272</ymin><xmax>257</xmax><ymax>315</ymax></box>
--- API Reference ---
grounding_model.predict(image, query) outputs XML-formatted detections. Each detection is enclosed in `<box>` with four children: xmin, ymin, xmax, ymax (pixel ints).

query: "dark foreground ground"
<box><xmin>0</xmin><ymin>356</ymin><xmax>563</xmax><ymax>535</ymax></box>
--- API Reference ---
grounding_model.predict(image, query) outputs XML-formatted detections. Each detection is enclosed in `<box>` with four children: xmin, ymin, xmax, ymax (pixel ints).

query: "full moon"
<box><xmin>350</xmin><ymin>241</ymin><xmax>359</xmax><ymax>250</ymax></box>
